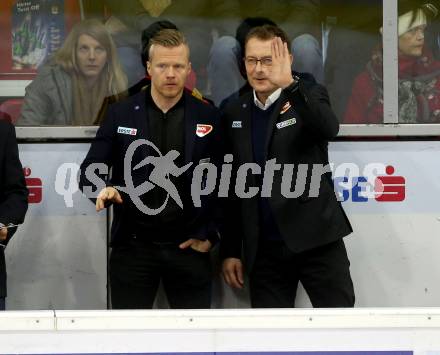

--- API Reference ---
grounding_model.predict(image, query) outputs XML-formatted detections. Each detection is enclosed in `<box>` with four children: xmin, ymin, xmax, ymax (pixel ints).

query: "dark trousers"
<box><xmin>249</xmin><ymin>239</ymin><xmax>355</xmax><ymax>308</ymax></box>
<box><xmin>0</xmin><ymin>297</ymin><xmax>4</xmax><ymax>310</ymax></box>
<box><xmin>109</xmin><ymin>238</ymin><xmax>212</xmax><ymax>309</ymax></box>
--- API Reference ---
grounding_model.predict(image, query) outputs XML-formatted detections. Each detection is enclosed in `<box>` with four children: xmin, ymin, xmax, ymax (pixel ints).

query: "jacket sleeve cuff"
<box><xmin>219</xmin><ymin>240</ymin><xmax>242</xmax><ymax>260</ymax></box>
<box><xmin>193</xmin><ymin>223</ymin><xmax>220</xmax><ymax>247</ymax></box>
<box><xmin>284</xmin><ymin>76</ymin><xmax>300</xmax><ymax>94</ymax></box>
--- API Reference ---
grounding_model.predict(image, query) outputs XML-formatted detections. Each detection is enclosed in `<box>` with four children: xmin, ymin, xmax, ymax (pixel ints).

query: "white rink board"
<box><xmin>6</xmin><ymin>141</ymin><xmax>440</xmax><ymax>309</ymax></box>
<box><xmin>1</xmin><ymin>310</ymin><xmax>440</xmax><ymax>354</ymax></box>
<box><xmin>6</xmin><ymin>144</ymin><xmax>107</xmax><ymax>310</ymax></box>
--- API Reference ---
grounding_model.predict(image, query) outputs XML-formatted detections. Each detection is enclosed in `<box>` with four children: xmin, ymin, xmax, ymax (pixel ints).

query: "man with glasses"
<box><xmin>220</xmin><ymin>25</ymin><xmax>355</xmax><ymax>308</ymax></box>
<box><xmin>0</xmin><ymin>120</ymin><xmax>28</xmax><ymax>310</ymax></box>
<box><xmin>208</xmin><ymin>0</ymin><xmax>323</xmax><ymax>107</ymax></box>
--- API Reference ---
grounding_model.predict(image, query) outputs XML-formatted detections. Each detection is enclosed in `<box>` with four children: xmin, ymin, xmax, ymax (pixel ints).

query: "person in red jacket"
<box><xmin>344</xmin><ymin>2</ymin><xmax>440</xmax><ymax>124</ymax></box>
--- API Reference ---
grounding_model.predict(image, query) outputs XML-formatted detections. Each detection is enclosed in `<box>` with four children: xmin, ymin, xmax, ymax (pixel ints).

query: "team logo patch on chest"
<box><xmin>276</xmin><ymin>118</ymin><xmax>296</xmax><ymax>129</ymax></box>
<box><xmin>117</xmin><ymin>127</ymin><xmax>138</xmax><ymax>135</ymax></box>
<box><xmin>280</xmin><ymin>101</ymin><xmax>292</xmax><ymax>114</ymax></box>
<box><xmin>196</xmin><ymin>124</ymin><xmax>213</xmax><ymax>137</ymax></box>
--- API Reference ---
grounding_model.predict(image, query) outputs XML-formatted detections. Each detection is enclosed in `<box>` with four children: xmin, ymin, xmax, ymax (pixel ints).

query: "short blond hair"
<box><xmin>148</xmin><ymin>29</ymin><xmax>189</xmax><ymax>60</ymax></box>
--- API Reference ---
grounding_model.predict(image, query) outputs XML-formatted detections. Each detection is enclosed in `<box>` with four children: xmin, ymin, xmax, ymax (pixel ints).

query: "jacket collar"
<box><xmin>183</xmin><ymin>90</ymin><xmax>198</xmax><ymax>165</ymax></box>
<box><xmin>132</xmin><ymin>87</ymin><xmax>197</xmax><ymax>166</ymax></box>
<box><xmin>52</xmin><ymin>65</ymin><xmax>73</xmax><ymax>124</ymax></box>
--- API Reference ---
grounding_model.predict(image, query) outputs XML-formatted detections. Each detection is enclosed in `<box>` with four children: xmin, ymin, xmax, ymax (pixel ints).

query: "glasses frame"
<box><xmin>244</xmin><ymin>56</ymin><xmax>273</xmax><ymax>68</ymax></box>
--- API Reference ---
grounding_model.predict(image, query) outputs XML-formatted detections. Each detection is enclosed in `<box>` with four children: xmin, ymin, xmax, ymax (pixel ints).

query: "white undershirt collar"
<box><xmin>253</xmin><ymin>88</ymin><xmax>282</xmax><ymax>111</ymax></box>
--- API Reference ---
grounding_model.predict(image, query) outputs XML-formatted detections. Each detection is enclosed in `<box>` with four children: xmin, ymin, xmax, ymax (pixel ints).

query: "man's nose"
<box><xmin>254</xmin><ymin>61</ymin><xmax>266</xmax><ymax>74</ymax></box>
<box><xmin>166</xmin><ymin>67</ymin><xmax>175</xmax><ymax>77</ymax></box>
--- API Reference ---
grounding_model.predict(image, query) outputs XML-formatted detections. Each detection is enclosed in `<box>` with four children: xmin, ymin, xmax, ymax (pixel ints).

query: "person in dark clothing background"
<box><xmin>98</xmin><ymin>0</ymin><xmax>239</xmax><ymax>89</ymax></box>
<box><xmin>0</xmin><ymin>120</ymin><xmax>29</xmax><ymax>310</ymax></box>
<box><xmin>208</xmin><ymin>0</ymin><xmax>323</xmax><ymax>107</ymax></box>
<box><xmin>323</xmin><ymin>0</ymin><xmax>383</xmax><ymax>120</ymax></box>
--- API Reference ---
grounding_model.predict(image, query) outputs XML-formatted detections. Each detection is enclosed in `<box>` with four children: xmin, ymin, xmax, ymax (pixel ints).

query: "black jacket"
<box><xmin>0</xmin><ymin>120</ymin><xmax>28</xmax><ymax>297</ymax></box>
<box><xmin>80</xmin><ymin>89</ymin><xmax>221</xmax><ymax>246</ymax></box>
<box><xmin>220</xmin><ymin>73</ymin><xmax>352</xmax><ymax>271</ymax></box>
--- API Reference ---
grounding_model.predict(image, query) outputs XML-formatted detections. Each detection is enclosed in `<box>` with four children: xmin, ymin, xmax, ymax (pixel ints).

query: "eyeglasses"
<box><xmin>244</xmin><ymin>57</ymin><xmax>273</xmax><ymax>68</ymax></box>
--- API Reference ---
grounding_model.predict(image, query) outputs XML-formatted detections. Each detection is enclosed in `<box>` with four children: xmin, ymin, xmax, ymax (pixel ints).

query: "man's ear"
<box><xmin>289</xmin><ymin>53</ymin><xmax>294</xmax><ymax>66</ymax></box>
<box><xmin>147</xmin><ymin>61</ymin><xmax>152</xmax><ymax>76</ymax></box>
<box><xmin>188</xmin><ymin>61</ymin><xmax>192</xmax><ymax>73</ymax></box>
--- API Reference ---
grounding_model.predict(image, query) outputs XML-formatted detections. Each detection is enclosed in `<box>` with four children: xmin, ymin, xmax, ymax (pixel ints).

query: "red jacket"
<box><xmin>344</xmin><ymin>46</ymin><xmax>440</xmax><ymax>123</ymax></box>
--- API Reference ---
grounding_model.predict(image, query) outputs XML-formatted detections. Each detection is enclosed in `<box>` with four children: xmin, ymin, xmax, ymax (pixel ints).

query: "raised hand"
<box><xmin>269</xmin><ymin>36</ymin><xmax>294</xmax><ymax>89</ymax></box>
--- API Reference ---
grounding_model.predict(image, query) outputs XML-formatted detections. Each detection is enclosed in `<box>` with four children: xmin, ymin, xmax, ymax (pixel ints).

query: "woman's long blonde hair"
<box><xmin>54</xmin><ymin>19</ymin><xmax>127</xmax><ymax>97</ymax></box>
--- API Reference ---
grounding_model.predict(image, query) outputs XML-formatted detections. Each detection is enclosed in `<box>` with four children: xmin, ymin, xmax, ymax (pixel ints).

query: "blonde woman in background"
<box><xmin>18</xmin><ymin>19</ymin><xmax>127</xmax><ymax>126</ymax></box>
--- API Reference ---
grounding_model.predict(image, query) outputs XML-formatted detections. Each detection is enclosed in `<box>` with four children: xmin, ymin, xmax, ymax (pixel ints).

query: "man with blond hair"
<box><xmin>80</xmin><ymin>29</ymin><xmax>220</xmax><ymax>309</ymax></box>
